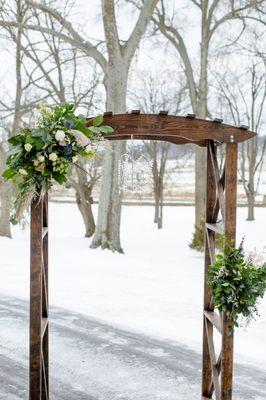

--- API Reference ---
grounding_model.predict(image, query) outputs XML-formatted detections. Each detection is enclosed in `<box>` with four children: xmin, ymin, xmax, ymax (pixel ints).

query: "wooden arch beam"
<box><xmin>87</xmin><ymin>113</ymin><xmax>256</xmax><ymax>146</ymax></box>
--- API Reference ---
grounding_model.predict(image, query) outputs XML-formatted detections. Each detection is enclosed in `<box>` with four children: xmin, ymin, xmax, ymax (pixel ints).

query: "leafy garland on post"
<box><xmin>208</xmin><ymin>240</ymin><xmax>266</xmax><ymax>334</ymax></box>
<box><xmin>2</xmin><ymin>103</ymin><xmax>113</xmax><ymax>224</ymax></box>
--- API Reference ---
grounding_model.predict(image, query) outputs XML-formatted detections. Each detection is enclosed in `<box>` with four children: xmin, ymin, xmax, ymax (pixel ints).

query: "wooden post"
<box><xmin>202</xmin><ymin>140</ymin><xmax>217</xmax><ymax>398</ymax></box>
<box><xmin>30</xmin><ymin>193</ymin><xmax>49</xmax><ymax>400</ymax></box>
<box><xmin>221</xmin><ymin>143</ymin><xmax>238</xmax><ymax>400</ymax></box>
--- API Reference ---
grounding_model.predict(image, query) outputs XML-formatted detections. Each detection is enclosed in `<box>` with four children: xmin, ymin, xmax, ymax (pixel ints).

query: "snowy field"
<box><xmin>0</xmin><ymin>203</ymin><xmax>265</xmax><ymax>373</ymax></box>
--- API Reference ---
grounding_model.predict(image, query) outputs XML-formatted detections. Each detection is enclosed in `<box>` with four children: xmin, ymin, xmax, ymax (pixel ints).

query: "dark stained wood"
<box><xmin>221</xmin><ymin>143</ymin><xmax>238</xmax><ymax>400</ymax></box>
<box><xmin>87</xmin><ymin>113</ymin><xmax>256</xmax><ymax>145</ymax></box>
<box><xmin>30</xmin><ymin>197</ymin><xmax>43</xmax><ymax>400</ymax></box>
<box><xmin>212</xmin><ymin>165</ymin><xmax>226</xmax><ymax>222</ymax></box>
<box><xmin>42</xmin><ymin>194</ymin><xmax>49</xmax><ymax>399</ymax></box>
<box><xmin>100</xmin><ymin>132</ymin><xmax>208</xmax><ymax>147</ymax></box>
<box><xmin>213</xmin><ymin>118</ymin><xmax>223</xmax><ymax>123</ymax></box>
<box><xmin>206</xmin><ymin>229</ymin><xmax>216</xmax><ymax>265</ymax></box>
<box><xmin>28</xmin><ymin>120</ymin><xmax>248</xmax><ymax>400</ymax></box>
<box><xmin>208</xmin><ymin>142</ymin><xmax>226</xmax><ymax>223</ymax></box>
<box><xmin>30</xmin><ymin>193</ymin><xmax>49</xmax><ymax>400</ymax></box>
<box><xmin>205</xmin><ymin>319</ymin><xmax>221</xmax><ymax>400</ymax></box>
<box><xmin>224</xmin><ymin>144</ymin><xmax>238</xmax><ymax>243</ymax></box>
<box><xmin>202</xmin><ymin>140</ymin><xmax>217</xmax><ymax>397</ymax></box>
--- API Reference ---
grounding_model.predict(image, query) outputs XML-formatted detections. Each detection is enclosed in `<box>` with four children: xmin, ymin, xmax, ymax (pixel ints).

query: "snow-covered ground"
<box><xmin>0</xmin><ymin>204</ymin><xmax>265</xmax><ymax>371</ymax></box>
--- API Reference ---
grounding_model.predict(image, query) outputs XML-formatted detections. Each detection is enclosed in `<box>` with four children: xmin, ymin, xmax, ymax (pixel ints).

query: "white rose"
<box><xmin>24</xmin><ymin>143</ymin><xmax>32</xmax><ymax>152</ymax></box>
<box><xmin>55</xmin><ymin>130</ymin><xmax>66</xmax><ymax>141</ymax></box>
<box><xmin>72</xmin><ymin>155</ymin><xmax>78</xmax><ymax>163</ymax></box>
<box><xmin>49</xmin><ymin>153</ymin><xmax>58</xmax><ymax>162</ymax></box>
<box><xmin>68</xmin><ymin>129</ymin><xmax>89</xmax><ymax>147</ymax></box>
<box><xmin>19</xmin><ymin>168</ymin><xmax>28</xmax><ymax>176</ymax></box>
<box><xmin>38</xmin><ymin>155</ymin><xmax>45</xmax><ymax>162</ymax></box>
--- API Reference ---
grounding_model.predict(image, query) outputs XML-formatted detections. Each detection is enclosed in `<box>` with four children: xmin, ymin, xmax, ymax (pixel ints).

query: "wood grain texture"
<box><xmin>30</xmin><ymin>194</ymin><xmax>49</xmax><ymax>400</ymax></box>
<box><xmin>202</xmin><ymin>140</ymin><xmax>217</xmax><ymax>397</ymax></box>
<box><xmin>30</xmin><ymin>197</ymin><xmax>43</xmax><ymax>400</ymax></box>
<box><xmin>87</xmin><ymin>114</ymin><xmax>256</xmax><ymax>146</ymax></box>
<box><xmin>221</xmin><ymin>143</ymin><xmax>238</xmax><ymax>400</ymax></box>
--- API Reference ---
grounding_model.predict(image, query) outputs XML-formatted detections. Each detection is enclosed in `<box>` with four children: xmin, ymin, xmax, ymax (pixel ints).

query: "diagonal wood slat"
<box><xmin>41</xmin><ymin>351</ymin><xmax>49</xmax><ymax>400</ymax></box>
<box><xmin>212</xmin><ymin>165</ymin><xmax>225</xmax><ymax>223</ymax></box>
<box><xmin>208</xmin><ymin>142</ymin><xmax>226</xmax><ymax>223</ymax></box>
<box><xmin>206</xmin><ymin>222</ymin><xmax>224</xmax><ymax>236</ymax></box>
<box><xmin>204</xmin><ymin>311</ymin><xmax>222</xmax><ymax>334</ymax></box>
<box><xmin>206</xmin><ymin>229</ymin><xmax>215</xmax><ymax>265</ymax></box>
<box><xmin>205</xmin><ymin>320</ymin><xmax>221</xmax><ymax>400</ymax></box>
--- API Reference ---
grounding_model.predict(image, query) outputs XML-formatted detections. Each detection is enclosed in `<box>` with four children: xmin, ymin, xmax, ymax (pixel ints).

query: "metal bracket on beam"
<box><xmin>239</xmin><ymin>125</ymin><xmax>249</xmax><ymax>130</ymax></box>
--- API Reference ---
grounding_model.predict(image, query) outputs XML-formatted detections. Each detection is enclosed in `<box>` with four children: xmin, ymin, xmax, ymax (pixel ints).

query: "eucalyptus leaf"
<box><xmin>93</xmin><ymin>115</ymin><xmax>103</xmax><ymax>127</ymax></box>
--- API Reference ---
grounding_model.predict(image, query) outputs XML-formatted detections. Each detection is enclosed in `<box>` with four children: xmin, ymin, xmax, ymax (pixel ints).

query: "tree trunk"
<box><xmin>0</xmin><ymin>148</ymin><xmax>12</xmax><ymax>238</ymax></box>
<box><xmin>0</xmin><ymin>181</ymin><xmax>12</xmax><ymax>238</ymax></box>
<box><xmin>76</xmin><ymin>191</ymin><xmax>95</xmax><ymax>237</ymax></box>
<box><xmin>154</xmin><ymin>196</ymin><xmax>159</xmax><ymax>223</ymax></box>
<box><xmin>191</xmin><ymin>4</ymin><xmax>209</xmax><ymax>249</ymax></box>
<box><xmin>158</xmin><ymin>196</ymin><xmax>163</xmax><ymax>229</ymax></box>
<box><xmin>246</xmin><ymin>193</ymin><xmax>255</xmax><ymax>221</ymax></box>
<box><xmin>0</xmin><ymin>0</ymin><xmax>23</xmax><ymax>238</ymax></box>
<box><xmin>91</xmin><ymin>65</ymin><xmax>127</xmax><ymax>252</ymax></box>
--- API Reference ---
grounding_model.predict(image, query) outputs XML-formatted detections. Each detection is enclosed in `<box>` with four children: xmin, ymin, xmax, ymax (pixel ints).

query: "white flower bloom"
<box><xmin>59</xmin><ymin>140</ymin><xmax>67</xmax><ymax>146</ymax></box>
<box><xmin>33</xmin><ymin>160</ymin><xmax>39</xmax><ymax>166</ymax></box>
<box><xmin>85</xmin><ymin>145</ymin><xmax>92</xmax><ymax>153</ymax></box>
<box><xmin>24</xmin><ymin>143</ymin><xmax>32</xmax><ymax>152</ymax></box>
<box><xmin>68</xmin><ymin>129</ymin><xmax>89</xmax><ymax>147</ymax></box>
<box><xmin>49</xmin><ymin>153</ymin><xmax>58</xmax><ymax>162</ymax></box>
<box><xmin>55</xmin><ymin>130</ymin><xmax>66</xmax><ymax>141</ymax></box>
<box><xmin>19</xmin><ymin>168</ymin><xmax>28</xmax><ymax>176</ymax></box>
<box><xmin>72</xmin><ymin>155</ymin><xmax>78</xmax><ymax>163</ymax></box>
<box><xmin>38</xmin><ymin>155</ymin><xmax>45</xmax><ymax>162</ymax></box>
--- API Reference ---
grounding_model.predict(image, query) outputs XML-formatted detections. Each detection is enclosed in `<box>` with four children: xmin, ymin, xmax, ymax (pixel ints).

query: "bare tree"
<box><xmin>0</xmin><ymin>0</ymin><xmax>28</xmax><ymax>237</ymax></box>
<box><xmin>20</xmin><ymin>18</ymin><xmax>103</xmax><ymax>237</ymax></box>
<box><xmin>215</xmin><ymin>59</ymin><xmax>266</xmax><ymax>220</ymax></box>
<box><xmin>129</xmin><ymin>71</ymin><xmax>189</xmax><ymax>228</ymax></box>
<box><xmin>150</xmin><ymin>0</ymin><xmax>265</xmax><ymax>246</ymax></box>
<box><xmin>0</xmin><ymin>0</ymin><xmax>159</xmax><ymax>252</ymax></box>
<box><xmin>69</xmin><ymin>159</ymin><xmax>101</xmax><ymax>237</ymax></box>
<box><xmin>0</xmin><ymin>0</ymin><xmax>103</xmax><ymax>237</ymax></box>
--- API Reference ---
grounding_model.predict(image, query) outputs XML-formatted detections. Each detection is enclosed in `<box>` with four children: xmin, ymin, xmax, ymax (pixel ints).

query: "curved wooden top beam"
<box><xmin>88</xmin><ymin>113</ymin><xmax>256</xmax><ymax>146</ymax></box>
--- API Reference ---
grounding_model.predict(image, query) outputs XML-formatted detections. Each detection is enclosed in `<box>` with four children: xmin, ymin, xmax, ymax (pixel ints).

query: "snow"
<box><xmin>0</xmin><ymin>203</ymin><xmax>265</xmax><ymax>370</ymax></box>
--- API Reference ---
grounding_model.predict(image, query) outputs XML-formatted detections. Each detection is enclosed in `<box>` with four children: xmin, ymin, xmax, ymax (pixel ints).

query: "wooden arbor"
<box><xmin>29</xmin><ymin>112</ymin><xmax>256</xmax><ymax>400</ymax></box>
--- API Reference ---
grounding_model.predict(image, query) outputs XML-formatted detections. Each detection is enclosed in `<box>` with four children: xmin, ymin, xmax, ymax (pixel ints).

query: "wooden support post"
<box><xmin>202</xmin><ymin>140</ymin><xmax>217</xmax><ymax>398</ymax></box>
<box><xmin>221</xmin><ymin>143</ymin><xmax>238</xmax><ymax>400</ymax></box>
<box><xmin>30</xmin><ymin>193</ymin><xmax>49</xmax><ymax>400</ymax></box>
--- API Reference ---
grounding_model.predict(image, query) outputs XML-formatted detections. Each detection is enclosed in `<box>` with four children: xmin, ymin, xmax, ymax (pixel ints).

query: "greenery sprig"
<box><xmin>207</xmin><ymin>240</ymin><xmax>266</xmax><ymax>334</ymax></box>
<box><xmin>2</xmin><ymin>103</ymin><xmax>113</xmax><ymax>224</ymax></box>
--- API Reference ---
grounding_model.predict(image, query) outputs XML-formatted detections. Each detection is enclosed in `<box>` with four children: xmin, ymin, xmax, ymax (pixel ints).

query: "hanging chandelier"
<box><xmin>118</xmin><ymin>136</ymin><xmax>153</xmax><ymax>195</ymax></box>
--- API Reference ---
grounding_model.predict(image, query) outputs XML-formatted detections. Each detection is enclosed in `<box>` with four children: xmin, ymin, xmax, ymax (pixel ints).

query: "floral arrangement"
<box><xmin>207</xmin><ymin>240</ymin><xmax>266</xmax><ymax>334</ymax></box>
<box><xmin>2</xmin><ymin>103</ymin><xmax>113</xmax><ymax>224</ymax></box>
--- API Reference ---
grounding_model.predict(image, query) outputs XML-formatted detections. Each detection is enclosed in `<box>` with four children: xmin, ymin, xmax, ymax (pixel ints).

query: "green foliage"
<box><xmin>189</xmin><ymin>222</ymin><xmax>205</xmax><ymax>252</ymax></box>
<box><xmin>207</xmin><ymin>242</ymin><xmax>266</xmax><ymax>333</ymax></box>
<box><xmin>2</xmin><ymin>103</ymin><xmax>113</xmax><ymax>224</ymax></box>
